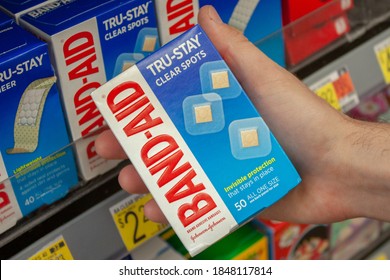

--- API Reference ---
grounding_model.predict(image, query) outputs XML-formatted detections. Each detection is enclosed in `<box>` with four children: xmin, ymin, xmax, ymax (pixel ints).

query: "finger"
<box><xmin>118</xmin><ymin>164</ymin><xmax>149</xmax><ymax>194</ymax></box>
<box><xmin>95</xmin><ymin>129</ymin><xmax>127</xmax><ymax>159</ymax></box>
<box><xmin>144</xmin><ymin>199</ymin><xmax>169</xmax><ymax>224</ymax></box>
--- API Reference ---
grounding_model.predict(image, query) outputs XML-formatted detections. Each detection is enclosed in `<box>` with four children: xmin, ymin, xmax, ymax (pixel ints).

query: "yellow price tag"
<box><xmin>29</xmin><ymin>236</ymin><xmax>74</xmax><ymax>260</ymax></box>
<box><xmin>375</xmin><ymin>44</ymin><xmax>390</xmax><ymax>84</ymax></box>
<box><xmin>111</xmin><ymin>194</ymin><xmax>167</xmax><ymax>251</ymax></box>
<box><xmin>315</xmin><ymin>82</ymin><xmax>341</xmax><ymax>110</ymax></box>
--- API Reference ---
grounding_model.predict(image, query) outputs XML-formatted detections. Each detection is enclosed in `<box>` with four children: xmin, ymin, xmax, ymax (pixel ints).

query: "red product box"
<box><xmin>255</xmin><ymin>219</ymin><xmax>329</xmax><ymax>260</ymax></box>
<box><xmin>283</xmin><ymin>0</ymin><xmax>354</xmax><ymax>34</ymax></box>
<box><xmin>285</xmin><ymin>14</ymin><xmax>350</xmax><ymax>66</ymax></box>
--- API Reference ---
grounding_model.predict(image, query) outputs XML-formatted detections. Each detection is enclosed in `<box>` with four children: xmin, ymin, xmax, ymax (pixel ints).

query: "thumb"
<box><xmin>197</xmin><ymin>6</ymin><xmax>293</xmax><ymax>103</ymax></box>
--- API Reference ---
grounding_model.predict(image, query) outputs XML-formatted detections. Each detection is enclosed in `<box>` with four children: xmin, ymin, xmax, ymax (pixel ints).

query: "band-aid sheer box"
<box><xmin>0</xmin><ymin>0</ymin><xmax>54</xmax><ymax>23</ymax></box>
<box><xmin>19</xmin><ymin>0</ymin><xmax>160</xmax><ymax>180</ymax></box>
<box><xmin>0</xmin><ymin>21</ymin><xmax>78</xmax><ymax>233</ymax></box>
<box><xmin>92</xmin><ymin>25</ymin><xmax>301</xmax><ymax>256</ymax></box>
<box><xmin>154</xmin><ymin>0</ymin><xmax>285</xmax><ymax>67</ymax></box>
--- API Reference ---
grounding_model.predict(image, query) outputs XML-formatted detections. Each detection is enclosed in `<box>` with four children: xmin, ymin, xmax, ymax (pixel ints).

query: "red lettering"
<box><xmin>74</xmin><ymin>81</ymin><xmax>101</xmax><ymax>109</ymax></box>
<box><xmin>178</xmin><ymin>193</ymin><xmax>216</xmax><ymax>227</ymax></box>
<box><xmin>107</xmin><ymin>81</ymin><xmax>145</xmax><ymax>114</ymax></box>
<box><xmin>86</xmin><ymin>141</ymin><xmax>97</xmax><ymax>159</ymax></box>
<box><xmin>81</xmin><ymin>116</ymin><xmax>105</xmax><ymax>137</ymax></box>
<box><xmin>167</xmin><ymin>0</ymin><xmax>195</xmax><ymax>35</ymax></box>
<box><xmin>165</xmin><ymin>169</ymin><xmax>204</xmax><ymax>203</ymax></box>
<box><xmin>122</xmin><ymin>104</ymin><xmax>162</xmax><ymax>137</ymax></box>
<box><xmin>63</xmin><ymin>31</ymin><xmax>99</xmax><ymax>80</ymax></box>
<box><xmin>0</xmin><ymin>184</ymin><xmax>10</xmax><ymax>209</ymax></box>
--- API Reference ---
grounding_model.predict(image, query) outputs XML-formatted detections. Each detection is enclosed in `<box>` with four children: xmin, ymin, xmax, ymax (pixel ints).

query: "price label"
<box><xmin>110</xmin><ymin>194</ymin><xmax>167</xmax><ymax>252</ymax></box>
<box><xmin>29</xmin><ymin>236</ymin><xmax>73</xmax><ymax>260</ymax></box>
<box><xmin>314</xmin><ymin>82</ymin><xmax>341</xmax><ymax>110</ymax></box>
<box><xmin>309</xmin><ymin>66</ymin><xmax>359</xmax><ymax>112</ymax></box>
<box><xmin>374</xmin><ymin>37</ymin><xmax>390</xmax><ymax>84</ymax></box>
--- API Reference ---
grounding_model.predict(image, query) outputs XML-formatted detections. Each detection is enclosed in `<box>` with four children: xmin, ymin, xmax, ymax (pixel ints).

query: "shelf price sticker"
<box><xmin>374</xmin><ymin>37</ymin><xmax>390</xmax><ymax>84</ymax></box>
<box><xmin>110</xmin><ymin>194</ymin><xmax>168</xmax><ymax>252</ymax></box>
<box><xmin>309</xmin><ymin>66</ymin><xmax>359</xmax><ymax>112</ymax></box>
<box><xmin>29</xmin><ymin>236</ymin><xmax>74</xmax><ymax>260</ymax></box>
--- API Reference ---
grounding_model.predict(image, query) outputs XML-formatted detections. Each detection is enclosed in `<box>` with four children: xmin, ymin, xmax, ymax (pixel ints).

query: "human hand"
<box><xmin>96</xmin><ymin>6</ymin><xmax>390</xmax><ymax>224</ymax></box>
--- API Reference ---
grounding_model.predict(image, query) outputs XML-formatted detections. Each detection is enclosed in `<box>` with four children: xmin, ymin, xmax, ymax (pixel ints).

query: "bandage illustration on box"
<box><xmin>184</xmin><ymin>60</ymin><xmax>271</xmax><ymax>159</ymax></box>
<box><xmin>228</xmin><ymin>0</ymin><xmax>260</xmax><ymax>33</ymax></box>
<box><xmin>7</xmin><ymin>77</ymin><xmax>56</xmax><ymax>154</ymax></box>
<box><xmin>113</xmin><ymin>28</ymin><xmax>159</xmax><ymax>77</ymax></box>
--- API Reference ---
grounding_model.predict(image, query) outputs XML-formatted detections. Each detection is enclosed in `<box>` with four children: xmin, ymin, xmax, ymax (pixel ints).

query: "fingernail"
<box><xmin>208</xmin><ymin>6</ymin><xmax>223</xmax><ymax>24</ymax></box>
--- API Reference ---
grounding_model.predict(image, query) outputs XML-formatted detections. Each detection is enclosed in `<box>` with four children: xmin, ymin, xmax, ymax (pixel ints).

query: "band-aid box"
<box><xmin>19</xmin><ymin>0</ymin><xmax>160</xmax><ymax>180</ymax></box>
<box><xmin>0</xmin><ymin>0</ymin><xmax>55</xmax><ymax>23</ymax></box>
<box><xmin>92</xmin><ymin>25</ymin><xmax>301</xmax><ymax>256</ymax></box>
<box><xmin>154</xmin><ymin>0</ymin><xmax>285</xmax><ymax>67</ymax></box>
<box><xmin>0</xmin><ymin>21</ymin><xmax>78</xmax><ymax>234</ymax></box>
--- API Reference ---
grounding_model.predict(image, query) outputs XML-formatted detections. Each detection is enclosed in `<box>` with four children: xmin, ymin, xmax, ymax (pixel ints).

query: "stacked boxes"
<box><xmin>0</xmin><ymin>0</ymin><xmax>54</xmax><ymax>22</ymax></box>
<box><xmin>0</xmin><ymin>21</ymin><xmax>78</xmax><ymax>234</ymax></box>
<box><xmin>92</xmin><ymin>24</ymin><xmax>300</xmax><ymax>256</ymax></box>
<box><xmin>154</xmin><ymin>0</ymin><xmax>285</xmax><ymax>66</ymax></box>
<box><xmin>19</xmin><ymin>0</ymin><xmax>160</xmax><ymax>180</ymax></box>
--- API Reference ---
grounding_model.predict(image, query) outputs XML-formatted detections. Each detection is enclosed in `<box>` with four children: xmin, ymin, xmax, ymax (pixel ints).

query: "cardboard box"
<box><xmin>256</xmin><ymin>219</ymin><xmax>329</xmax><ymax>259</ymax></box>
<box><xmin>0</xmin><ymin>21</ymin><xmax>78</xmax><ymax>234</ymax></box>
<box><xmin>0</xmin><ymin>0</ymin><xmax>54</xmax><ymax>23</ymax></box>
<box><xmin>161</xmin><ymin>222</ymin><xmax>268</xmax><ymax>260</ymax></box>
<box><xmin>285</xmin><ymin>14</ymin><xmax>350</xmax><ymax>66</ymax></box>
<box><xmin>19</xmin><ymin>0</ymin><xmax>160</xmax><ymax>180</ymax></box>
<box><xmin>0</xmin><ymin>8</ymin><xmax>12</xmax><ymax>25</ymax></box>
<box><xmin>154</xmin><ymin>0</ymin><xmax>285</xmax><ymax>67</ymax></box>
<box><xmin>92</xmin><ymin>24</ymin><xmax>301</xmax><ymax>256</ymax></box>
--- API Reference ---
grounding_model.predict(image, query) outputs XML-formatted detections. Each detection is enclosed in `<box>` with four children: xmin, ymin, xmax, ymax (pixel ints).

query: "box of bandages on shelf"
<box><xmin>0</xmin><ymin>0</ymin><xmax>55</xmax><ymax>23</ymax></box>
<box><xmin>154</xmin><ymin>0</ymin><xmax>285</xmax><ymax>67</ymax></box>
<box><xmin>19</xmin><ymin>0</ymin><xmax>160</xmax><ymax>180</ymax></box>
<box><xmin>92</xmin><ymin>24</ymin><xmax>301</xmax><ymax>256</ymax></box>
<box><xmin>0</xmin><ymin>21</ymin><xmax>78</xmax><ymax>234</ymax></box>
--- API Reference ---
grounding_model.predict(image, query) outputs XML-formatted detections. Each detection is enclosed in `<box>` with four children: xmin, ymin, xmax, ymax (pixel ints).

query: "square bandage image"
<box><xmin>113</xmin><ymin>53</ymin><xmax>144</xmax><ymax>78</ymax></box>
<box><xmin>134</xmin><ymin>27</ymin><xmax>160</xmax><ymax>55</ymax></box>
<box><xmin>229</xmin><ymin>117</ymin><xmax>272</xmax><ymax>160</ymax></box>
<box><xmin>183</xmin><ymin>93</ymin><xmax>225</xmax><ymax>135</ymax></box>
<box><xmin>200</xmin><ymin>60</ymin><xmax>242</xmax><ymax>99</ymax></box>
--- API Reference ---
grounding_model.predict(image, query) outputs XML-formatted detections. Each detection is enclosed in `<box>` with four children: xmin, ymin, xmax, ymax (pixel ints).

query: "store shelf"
<box><xmin>2</xmin><ymin>0</ymin><xmax>390</xmax><ymax>260</ymax></box>
<box><xmin>303</xmin><ymin>25</ymin><xmax>390</xmax><ymax>101</ymax></box>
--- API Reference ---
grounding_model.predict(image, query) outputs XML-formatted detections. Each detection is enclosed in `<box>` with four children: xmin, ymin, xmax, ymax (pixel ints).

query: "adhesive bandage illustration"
<box><xmin>183</xmin><ymin>93</ymin><xmax>225</xmax><ymax>135</ymax></box>
<box><xmin>7</xmin><ymin>77</ymin><xmax>56</xmax><ymax>154</ymax></box>
<box><xmin>200</xmin><ymin>60</ymin><xmax>242</xmax><ymax>99</ymax></box>
<box><xmin>228</xmin><ymin>0</ymin><xmax>260</xmax><ymax>33</ymax></box>
<box><xmin>134</xmin><ymin>28</ymin><xmax>160</xmax><ymax>56</ymax></box>
<box><xmin>229</xmin><ymin>117</ymin><xmax>272</xmax><ymax>160</ymax></box>
<box><xmin>113</xmin><ymin>53</ymin><xmax>145</xmax><ymax>78</ymax></box>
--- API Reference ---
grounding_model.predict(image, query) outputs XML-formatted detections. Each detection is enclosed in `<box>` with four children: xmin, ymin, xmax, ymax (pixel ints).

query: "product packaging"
<box><xmin>154</xmin><ymin>0</ymin><xmax>285</xmax><ymax>67</ymax></box>
<box><xmin>255</xmin><ymin>219</ymin><xmax>330</xmax><ymax>259</ymax></box>
<box><xmin>0</xmin><ymin>21</ymin><xmax>78</xmax><ymax>234</ymax></box>
<box><xmin>283</xmin><ymin>0</ymin><xmax>354</xmax><ymax>66</ymax></box>
<box><xmin>19</xmin><ymin>0</ymin><xmax>160</xmax><ymax>180</ymax></box>
<box><xmin>0</xmin><ymin>0</ymin><xmax>54</xmax><ymax>22</ymax></box>
<box><xmin>92</xmin><ymin>24</ymin><xmax>301</xmax><ymax>256</ymax></box>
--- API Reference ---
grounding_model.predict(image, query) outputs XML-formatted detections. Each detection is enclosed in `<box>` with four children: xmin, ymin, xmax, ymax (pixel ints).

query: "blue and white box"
<box><xmin>0</xmin><ymin>9</ymin><xmax>12</xmax><ymax>25</ymax></box>
<box><xmin>92</xmin><ymin>25</ymin><xmax>300</xmax><ymax>256</ymax></box>
<box><xmin>0</xmin><ymin>0</ymin><xmax>54</xmax><ymax>23</ymax></box>
<box><xmin>154</xmin><ymin>0</ymin><xmax>285</xmax><ymax>66</ymax></box>
<box><xmin>0</xmin><ymin>21</ymin><xmax>78</xmax><ymax>233</ymax></box>
<box><xmin>19</xmin><ymin>0</ymin><xmax>160</xmax><ymax>180</ymax></box>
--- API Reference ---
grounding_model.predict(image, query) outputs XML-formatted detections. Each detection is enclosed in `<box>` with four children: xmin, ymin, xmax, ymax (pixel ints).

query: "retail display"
<box><xmin>0</xmin><ymin>0</ymin><xmax>53</xmax><ymax>22</ymax></box>
<box><xmin>18</xmin><ymin>0</ymin><xmax>159</xmax><ymax>180</ymax></box>
<box><xmin>255</xmin><ymin>219</ymin><xmax>329</xmax><ymax>260</ymax></box>
<box><xmin>0</xmin><ymin>21</ymin><xmax>78</xmax><ymax>234</ymax></box>
<box><xmin>92</xmin><ymin>24</ymin><xmax>301</xmax><ymax>256</ymax></box>
<box><xmin>1</xmin><ymin>0</ymin><xmax>390</xmax><ymax>260</ymax></box>
<box><xmin>154</xmin><ymin>0</ymin><xmax>285</xmax><ymax>66</ymax></box>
